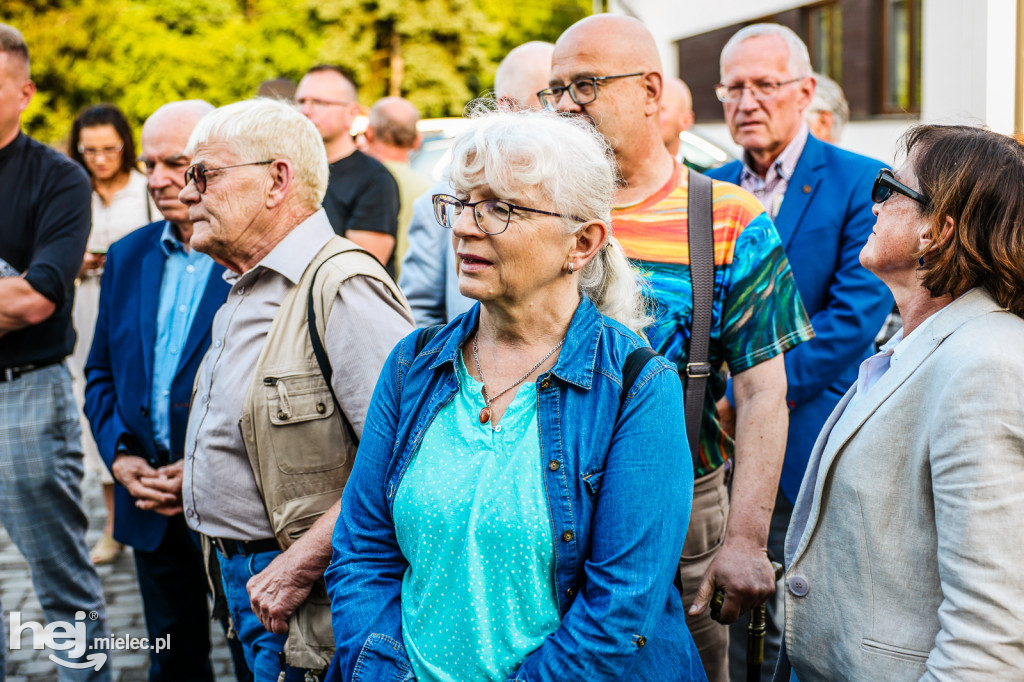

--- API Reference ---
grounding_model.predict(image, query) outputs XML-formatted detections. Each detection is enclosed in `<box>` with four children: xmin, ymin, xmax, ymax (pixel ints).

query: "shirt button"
<box><xmin>494</xmin><ymin>424</ymin><xmax>502</xmax><ymax>433</ymax></box>
<box><xmin>565</xmin><ymin>586</ymin><xmax>575</xmax><ymax>598</ymax></box>
<box><xmin>237</xmin><ymin>286</ymin><xmax>246</xmax><ymax>296</ymax></box>
<box><xmin>200</xmin><ymin>395</ymin><xmax>210</xmax><ymax>404</ymax></box>
<box><xmin>540</xmin><ymin>378</ymin><xmax>552</xmax><ymax>390</ymax></box>
<box><xmin>561</xmin><ymin>530</ymin><xmax>574</xmax><ymax>542</ymax></box>
<box><xmin>186</xmin><ymin>264</ymin><xmax>195</xmax><ymax>273</ymax></box>
<box><xmin>636</xmin><ymin>636</ymin><xmax>647</xmax><ymax>648</ymax></box>
<box><xmin>186</xmin><ymin>509</ymin><xmax>196</xmax><ymax>518</ymax></box>
<box><xmin>178</xmin><ymin>304</ymin><xmax>187</xmax><ymax>313</ymax></box>
<box><xmin>214</xmin><ymin>339</ymin><xmax>223</xmax><ymax>348</ymax></box>
<box><xmin>548</xmin><ymin>460</ymin><xmax>560</xmax><ymax>471</ymax></box>
<box><xmin>787</xmin><ymin>574</ymin><xmax>810</xmax><ymax>597</ymax></box>
<box><xmin>163</xmin><ymin>390</ymin><xmax>170</xmax><ymax>396</ymax></box>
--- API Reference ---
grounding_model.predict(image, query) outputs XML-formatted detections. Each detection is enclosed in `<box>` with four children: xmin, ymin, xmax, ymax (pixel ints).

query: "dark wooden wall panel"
<box><xmin>676</xmin><ymin>1</ymin><xmax>882</xmax><ymax>123</ymax></box>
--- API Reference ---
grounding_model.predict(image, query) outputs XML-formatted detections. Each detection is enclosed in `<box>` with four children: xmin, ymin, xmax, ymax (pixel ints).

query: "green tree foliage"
<box><xmin>1</xmin><ymin>0</ymin><xmax>589</xmax><ymax>146</ymax></box>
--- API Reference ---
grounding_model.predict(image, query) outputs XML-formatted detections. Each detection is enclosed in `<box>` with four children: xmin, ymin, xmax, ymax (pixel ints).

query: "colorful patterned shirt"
<box><xmin>613</xmin><ymin>163</ymin><xmax>814</xmax><ymax>476</ymax></box>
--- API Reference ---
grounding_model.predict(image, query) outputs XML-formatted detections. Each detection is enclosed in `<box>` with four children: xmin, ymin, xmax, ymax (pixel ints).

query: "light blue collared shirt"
<box><xmin>150</xmin><ymin>221</ymin><xmax>216</xmax><ymax>454</ymax></box>
<box><xmin>740</xmin><ymin>122</ymin><xmax>810</xmax><ymax>220</ymax></box>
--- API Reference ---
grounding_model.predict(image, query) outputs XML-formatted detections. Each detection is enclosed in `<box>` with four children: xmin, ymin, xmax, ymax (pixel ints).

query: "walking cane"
<box><xmin>707</xmin><ymin>561</ymin><xmax>785</xmax><ymax>682</ymax></box>
<box><xmin>745</xmin><ymin>562</ymin><xmax>785</xmax><ymax>682</ymax></box>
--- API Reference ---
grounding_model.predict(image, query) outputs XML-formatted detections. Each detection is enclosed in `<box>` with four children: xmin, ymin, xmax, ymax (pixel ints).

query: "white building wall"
<box><xmin>921</xmin><ymin>0</ymin><xmax>1017</xmax><ymax>133</ymax></box>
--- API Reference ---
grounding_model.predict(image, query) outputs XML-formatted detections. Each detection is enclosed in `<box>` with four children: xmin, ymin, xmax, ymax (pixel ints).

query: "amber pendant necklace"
<box><xmin>471</xmin><ymin>331</ymin><xmax>565</xmax><ymax>426</ymax></box>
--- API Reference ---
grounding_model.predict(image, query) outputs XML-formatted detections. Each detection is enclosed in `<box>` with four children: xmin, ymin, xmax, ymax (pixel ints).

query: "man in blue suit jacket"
<box><xmin>705</xmin><ymin>24</ymin><xmax>892</xmax><ymax>681</ymax></box>
<box><xmin>84</xmin><ymin>101</ymin><xmax>231</xmax><ymax>682</ymax></box>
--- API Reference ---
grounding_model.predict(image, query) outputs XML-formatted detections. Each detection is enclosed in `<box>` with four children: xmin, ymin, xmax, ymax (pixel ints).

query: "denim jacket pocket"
<box><xmin>352</xmin><ymin>633</ymin><xmax>415</xmax><ymax>682</ymax></box>
<box><xmin>582</xmin><ymin>466</ymin><xmax>604</xmax><ymax>498</ymax></box>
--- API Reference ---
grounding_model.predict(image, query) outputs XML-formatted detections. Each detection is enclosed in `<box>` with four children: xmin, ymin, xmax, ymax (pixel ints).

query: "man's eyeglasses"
<box><xmin>185</xmin><ymin>160</ymin><xmax>274</xmax><ymax>194</ymax></box>
<box><xmin>537</xmin><ymin>72</ymin><xmax>644</xmax><ymax>112</ymax></box>
<box><xmin>432</xmin><ymin>194</ymin><xmax>575</xmax><ymax>235</ymax></box>
<box><xmin>294</xmin><ymin>97</ymin><xmax>352</xmax><ymax>111</ymax></box>
<box><xmin>871</xmin><ymin>169</ymin><xmax>930</xmax><ymax>207</ymax></box>
<box><xmin>713</xmin><ymin>78</ymin><xmax>803</xmax><ymax>102</ymax></box>
<box><xmin>78</xmin><ymin>143</ymin><xmax>124</xmax><ymax>159</ymax></box>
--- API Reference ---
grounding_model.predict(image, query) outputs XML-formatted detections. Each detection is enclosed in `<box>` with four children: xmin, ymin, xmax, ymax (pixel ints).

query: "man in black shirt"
<box><xmin>0</xmin><ymin>23</ymin><xmax>111</xmax><ymax>679</ymax></box>
<box><xmin>295</xmin><ymin>64</ymin><xmax>400</xmax><ymax>275</ymax></box>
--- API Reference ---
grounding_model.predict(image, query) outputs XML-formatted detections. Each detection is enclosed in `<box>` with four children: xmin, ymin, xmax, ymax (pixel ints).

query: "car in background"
<box><xmin>408</xmin><ymin>118</ymin><xmax>736</xmax><ymax>182</ymax></box>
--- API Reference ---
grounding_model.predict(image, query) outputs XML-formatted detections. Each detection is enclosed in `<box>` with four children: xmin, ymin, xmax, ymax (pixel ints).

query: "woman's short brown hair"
<box><xmin>904</xmin><ymin>124</ymin><xmax>1024</xmax><ymax>316</ymax></box>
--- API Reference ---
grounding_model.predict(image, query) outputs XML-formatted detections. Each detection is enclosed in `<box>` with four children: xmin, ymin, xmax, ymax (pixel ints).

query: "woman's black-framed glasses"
<box><xmin>871</xmin><ymin>169</ymin><xmax>929</xmax><ymax>208</ymax></box>
<box><xmin>432</xmin><ymin>194</ymin><xmax>572</xmax><ymax>235</ymax></box>
<box><xmin>185</xmin><ymin>160</ymin><xmax>275</xmax><ymax>194</ymax></box>
<box><xmin>537</xmin><ymin>72</ymin><xmax>644</xmax><ymax>112</ymax></box>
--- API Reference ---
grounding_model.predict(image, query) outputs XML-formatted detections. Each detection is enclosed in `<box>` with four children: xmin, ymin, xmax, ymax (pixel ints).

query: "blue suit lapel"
<box><xmin>175</xmin><ymin>266</ymin><xmax>228</xmax><ymax>379</ymax></box>
<box><xmin>773</xmin><ymin>136</ymin><xmax>827</xmax><ymax>249</ymax></box>
<box><xmin>139</xmin><ymin>247</ymin><xmax>166</xmax><ymax>386</ymax></box>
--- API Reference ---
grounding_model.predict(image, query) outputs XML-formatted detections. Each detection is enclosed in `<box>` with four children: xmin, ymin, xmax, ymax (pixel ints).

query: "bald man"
<box><xmin>364</xmin><ymin>97</ymin><xmax>430</xmax><ymax>276</ymax></box>
<box><xmin>399</xmin><ymin>41</ymin><xmax>554</xmax><ymax>326</ymax></box>
<box><xmin>296</xmin><ymin>65</ymin><xmax>400</xmax><ymax>274</ymax></box>
<box><xmin>660</xmin><ymin>76</ymin><xmax>694</xmax><ymax>160</ymax></box>
<box><xmin>546</xmin><ymin>15</ymin><xmax>813</xmax><ymax>681</ymax></box>
<box><xmin>85</xmin><ymin>100</ymin><xmax>229</xmax><ymax>681</ymax></box>
<box><xmin>494</xmin><ymin>40</ymin><xmax>555</xmax><ymax>110</ymax></box>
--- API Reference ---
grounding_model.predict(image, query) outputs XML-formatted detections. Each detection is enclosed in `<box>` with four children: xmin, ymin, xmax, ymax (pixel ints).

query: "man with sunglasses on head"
<box><xmin>545</xmin><ymin>15</ymin><xmax>814</xmax><ymax>682</ymax></box>
<box><xmin>704</xmin><ymin>24</ymin><xmax>891</xmax><ymax>681</ymax></box>
<box><xmin>295</xmin><ymin>65</ymin><xmax>400</xmax><ymax>276</ymax></box>
<box><xmin>178</xmin><ymin>98</ymin><xmax>413</xmax><ymax>681</ymax></box>
<box><xmin>84</xmin><ymin>100</ymin><xmax>241</xmax><ymax>682</ymax></box>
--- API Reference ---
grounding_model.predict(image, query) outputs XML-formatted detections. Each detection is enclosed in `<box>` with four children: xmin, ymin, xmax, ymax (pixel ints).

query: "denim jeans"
<box><xmin>218</xmin><ymin>548</ymin><xmax>309</xmax><ymax>682</ymax></box>
<box><xmin>0</xmin><ymin>364</ymin><xmax>110</xmax><ymax>681</ymax></box>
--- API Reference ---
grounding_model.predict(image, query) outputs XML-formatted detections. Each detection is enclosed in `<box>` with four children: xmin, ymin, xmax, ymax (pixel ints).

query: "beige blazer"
<box><xmin>782</xmin><ymin>288</ymin><xmax>1024</xmax><ymax>680</ymax></box>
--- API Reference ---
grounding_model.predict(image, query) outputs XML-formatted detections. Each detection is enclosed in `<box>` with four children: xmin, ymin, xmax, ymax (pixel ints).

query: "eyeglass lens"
<box><xmin>80</xmin><ymin>144</ymin><xmax>124</xmax><ymax>158</ymax></box>
<box><xmin>186</xmin><ymin>164</ymin><xmax>207</xmax><ymax>194</ymax></box>
<box><xmin>433</xmin><ymin>196</ymin><xmax>512</xmax><ymax>234</ymax></box>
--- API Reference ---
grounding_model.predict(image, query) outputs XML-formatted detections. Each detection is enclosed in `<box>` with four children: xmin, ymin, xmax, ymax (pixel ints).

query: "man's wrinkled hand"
<box><xmin>247</xmin><ymin>549</ymin><xmax>315</xmax><ymax>635</ymax></box>
<box><xmin>111</xmin><ymin>455</ymin><xmax>178</xmax><ymax>508</ymax></box>
<box><xmin>687</xmin><ymin>537</ymin><xmax>776</xmax><ymax>624</ymax></box>
<box><xmin>137</xmin><ymin>459</ymin><xmax>184</xmax><ymax>516</ymax></box>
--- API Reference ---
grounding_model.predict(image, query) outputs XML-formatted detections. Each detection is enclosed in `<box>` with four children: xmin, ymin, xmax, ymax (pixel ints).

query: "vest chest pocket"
<box><xmin>265</xmin><ymin>373</ymin><xmax>336</xmax><ymax>425</ymax></box>
<box><xmin>262</xmin><ymin>370</ymin><xmax>350</xmax><ymax>474</ymax></box>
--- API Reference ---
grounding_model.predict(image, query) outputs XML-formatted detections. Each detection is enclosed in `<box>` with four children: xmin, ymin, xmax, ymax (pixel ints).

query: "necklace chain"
<box><xmin>471</xmin><ymin>332</ymin><xmax>565</xmax><ymax>421</ymax></box>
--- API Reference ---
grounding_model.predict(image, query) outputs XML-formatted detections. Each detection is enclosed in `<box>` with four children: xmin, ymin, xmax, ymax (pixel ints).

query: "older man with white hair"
<box><xmin>705</xmin><ymin>24</ymin><xmax>891</xmax><ymax>681</ymax></box>
<box><xmin>179</xmin><ymin>98</ymin><xmax>414</xmax><ymax>680</ymax></box>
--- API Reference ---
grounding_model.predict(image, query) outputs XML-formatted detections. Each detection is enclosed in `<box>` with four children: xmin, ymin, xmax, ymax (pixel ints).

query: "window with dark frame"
<box><xmin>806</xmin><ymin>1</ymin><xmax>844</xmax><ymax>82</ymax></box>
<box><xmin>881</xmin><ymin>0</ymin><xmax>923</xmax><ymax>113</ymax></box>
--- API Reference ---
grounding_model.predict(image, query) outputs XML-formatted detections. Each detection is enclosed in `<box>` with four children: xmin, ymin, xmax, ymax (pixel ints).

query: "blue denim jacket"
<box><xmin>325</xmin><ymin>296</ymin><xmax>707</xmax><ymax>681</ymax></box>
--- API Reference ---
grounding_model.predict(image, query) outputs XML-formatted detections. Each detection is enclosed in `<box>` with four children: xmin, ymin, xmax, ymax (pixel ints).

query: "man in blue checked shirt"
<box><xmin>84</xmin><ymin>100</ymin><xmax>231</xmax><ymax>682</ymax></box>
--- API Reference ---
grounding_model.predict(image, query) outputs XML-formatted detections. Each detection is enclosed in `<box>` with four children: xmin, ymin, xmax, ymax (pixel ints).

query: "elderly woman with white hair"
<box><xmin>324</xmin><ymin>109</ymin><xmax>707</xmax><ymax>681</ymax></box>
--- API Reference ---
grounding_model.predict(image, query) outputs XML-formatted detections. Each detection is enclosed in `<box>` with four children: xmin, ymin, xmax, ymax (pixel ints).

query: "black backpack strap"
<box><xmin>306</xmin><ymin>258</ymin><xmax>359</xmax><ymax>445</ymax></box>
<box><xmin>414</xmin><ymin>324</ymin><xmax>444</xmax><ymax>357</ymax></box>
<box><xmin>685</xmin><ymin>169</ymin><xmax>714</xmax><ymax>468</ymax></box>
<box><xmin>619</xmin><ymin>346</ymin><xmax>660</xmax><ymax>404</ymax></box>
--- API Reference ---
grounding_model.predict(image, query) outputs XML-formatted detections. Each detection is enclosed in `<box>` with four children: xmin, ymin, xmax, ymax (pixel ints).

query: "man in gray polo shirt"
<box><xmin>179</xmin><ymin>98</ymin><xmax>413</xmax><ymax>681</ymax></box>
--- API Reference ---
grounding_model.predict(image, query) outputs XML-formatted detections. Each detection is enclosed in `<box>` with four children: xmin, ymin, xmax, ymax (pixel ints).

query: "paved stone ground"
<box><xmin>2</xmin><ymin>471</ymin><xmax>241</xmax><ymax>681</ymax></box>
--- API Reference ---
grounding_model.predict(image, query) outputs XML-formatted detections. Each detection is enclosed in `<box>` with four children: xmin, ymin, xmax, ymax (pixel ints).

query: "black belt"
<box><xmin>212</xmin><ymin>536</ymin><xmax>280</xmax><ymax>558</ymax></box>
<box><xmin>0</xmin><ymin>358</ymin><xmax>62</xmax><ymax>382</ymax></box>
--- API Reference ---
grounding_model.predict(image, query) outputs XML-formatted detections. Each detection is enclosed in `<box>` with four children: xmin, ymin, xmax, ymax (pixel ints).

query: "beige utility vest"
<box><xmin>238</xmin><ymin>236</ymin><xmax>408</xmax><ymax>669</ymax></box>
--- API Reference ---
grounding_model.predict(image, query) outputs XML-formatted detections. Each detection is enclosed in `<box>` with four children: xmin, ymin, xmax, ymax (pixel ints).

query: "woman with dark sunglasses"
<box><xmin>778</xmin><ymin>125</ymin><xmax>1024</xmax><ymax>680</ymax></box>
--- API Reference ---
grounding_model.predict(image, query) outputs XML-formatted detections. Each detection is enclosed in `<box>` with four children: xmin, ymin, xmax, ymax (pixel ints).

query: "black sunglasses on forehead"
<box><xmin>871</xmin><ymin>168</ymin><xmax>930</xmax><ymax>208</ymax></box>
